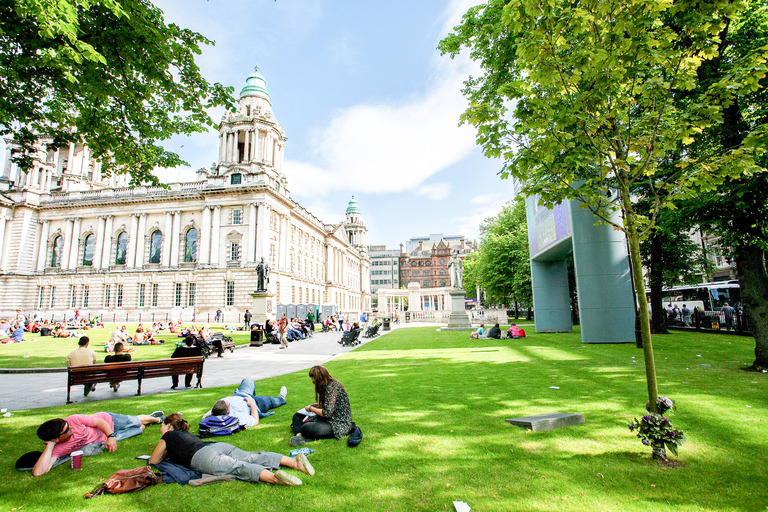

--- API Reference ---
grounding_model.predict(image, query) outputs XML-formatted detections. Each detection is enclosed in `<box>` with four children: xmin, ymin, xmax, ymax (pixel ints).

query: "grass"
<box><xmin>1</xmin><ymin>326</ymin><xmax>767</xmax><ymax>511</ymax></box>
<box><xmin>0</xmin><ymin>324</ymin><xmax>253</xmax><ymax>368</ymax></box>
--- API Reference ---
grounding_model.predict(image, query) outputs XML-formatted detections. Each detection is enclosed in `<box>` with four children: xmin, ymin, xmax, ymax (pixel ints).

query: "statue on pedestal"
<box><xmin>256</xmin><ymin>257</ymin><xmax>270</xmax><ymax>291</ymax></box>
<box><xmin>448</xmin><ymin>252</ymin><xmax>463</xmax><ymax>289</ymax></box>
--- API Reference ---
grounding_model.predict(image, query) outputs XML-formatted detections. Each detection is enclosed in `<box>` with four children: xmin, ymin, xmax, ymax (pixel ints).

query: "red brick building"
<box><xmin>399</xmin><ymin>238</ymin><xmax>475</xmax><ymax>288</ymax></box>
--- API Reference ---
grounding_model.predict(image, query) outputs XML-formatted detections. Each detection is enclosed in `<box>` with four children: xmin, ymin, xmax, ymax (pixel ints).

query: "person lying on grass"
<box><xmin>32</xmin><ymin>410</ymin><xmax>164</xmax><ymax>476</ymax></box>
<box><xmin>148</xmin><ymin>413</ymin><xmax>313</xmax><ymax>486</ymax></box>
<box><xmin>201</xmin><ymin>379</ymin><xmax>288</xmax><ymax>427</ymax></box>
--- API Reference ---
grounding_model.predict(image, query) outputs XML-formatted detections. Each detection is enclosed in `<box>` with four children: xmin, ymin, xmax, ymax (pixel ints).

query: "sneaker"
<box><xmin>274</xmin><ymin>470</ymin><xmax>302</xmax><ymax>486</ymax></box>
<box><xmin>295</xmin><ymin>453</ymin><xmax>315</xmax><ymax>476</ymax></box>
<box><xmin>150</xmin><ymin>411</ymin><xmax>164</xmax><ymax>420</ymax></box>
<box><xmin>279</xmin><ymin>386</ymin><xmax>287</xmax><ymax>400</ymax></box>
<box><xmin>290</xmin><ymin>435</ymin><xmax>307</xmax><ymax>447</ymax></box>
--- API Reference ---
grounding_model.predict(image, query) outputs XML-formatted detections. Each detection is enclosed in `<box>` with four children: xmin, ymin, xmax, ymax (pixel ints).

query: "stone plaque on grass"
<box><xmin>506</xmin><ymin>412</ymin><xmax>585</xmax><ymax>431</ymax></box>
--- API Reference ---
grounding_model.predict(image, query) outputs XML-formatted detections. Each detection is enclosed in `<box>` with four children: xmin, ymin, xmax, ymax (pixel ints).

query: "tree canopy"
<box><xmin>441</xmin><ymin>0</ymin><xmax>768</xmax><ymax>448</ymax></box>
<box><xmin>0</xmin><ymin>0</ymin><xmax>234</xmax><ymax>185</ymax></box>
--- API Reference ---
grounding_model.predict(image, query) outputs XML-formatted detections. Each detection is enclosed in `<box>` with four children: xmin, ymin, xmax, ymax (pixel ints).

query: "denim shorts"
<box><xmin>107</xmin><ymin>413</ymin><xmax>144</xmax><ymax>441</ymax></box>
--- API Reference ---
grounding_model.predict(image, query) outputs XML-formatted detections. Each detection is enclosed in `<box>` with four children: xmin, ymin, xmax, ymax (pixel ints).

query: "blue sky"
<box><xmin>48</xmin><ymin>0</ymin><xmax>519</xmax><ymax>248</ymax></box>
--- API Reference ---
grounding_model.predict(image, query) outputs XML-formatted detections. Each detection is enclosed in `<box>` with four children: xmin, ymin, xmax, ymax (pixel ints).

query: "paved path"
<box><xmin>0</xmin><ymin>324</ymin><xmax>418</xmax><ymax>412</ymax></box>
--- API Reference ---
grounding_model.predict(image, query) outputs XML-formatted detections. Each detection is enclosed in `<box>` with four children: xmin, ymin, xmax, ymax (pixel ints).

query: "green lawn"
<box><xmin>1</xmin><ymin>327</ymin><xmax>766</xmax><ymax>511</ymax></box>
<box><xmin>0</xmin><ymin>324</ymin><xmax>253</xmax><ymax>368</ymax></box>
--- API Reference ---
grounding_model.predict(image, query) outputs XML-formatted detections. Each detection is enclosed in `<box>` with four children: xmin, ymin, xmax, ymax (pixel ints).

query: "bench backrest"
<box><xmin>68</xmin><ymin>357</ymin><xmax>204</xmax><ymax>385</ymax></box>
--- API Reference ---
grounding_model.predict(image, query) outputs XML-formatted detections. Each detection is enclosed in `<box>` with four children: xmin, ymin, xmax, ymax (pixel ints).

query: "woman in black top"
<box><xmin>148</xmin><ymin>413</ymin><xmax>314</xmax><ymax>486</ymax></box>
<box><xmin>170</xmin><ymin>336</ymin><xmax>203</xmax><ymax>389</ymax></box>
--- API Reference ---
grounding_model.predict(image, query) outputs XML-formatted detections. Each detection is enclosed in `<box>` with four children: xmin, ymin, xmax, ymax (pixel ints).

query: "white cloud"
<box><xmin>415</xmin><ymin>182</ymin><xmax>452</xmax><ymax>201</ymax></box>
<box><xmin>284</xmin><ymin>1</ymin><xmax>484</xmax><ymax>198</ymax></box>
<box><xmin>454</xmin><ymin>190</ymin><xmax>515</xmax><ymax>242</ymax></box>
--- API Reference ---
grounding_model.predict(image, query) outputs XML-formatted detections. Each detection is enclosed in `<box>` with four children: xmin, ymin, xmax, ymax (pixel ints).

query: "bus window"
<box><xmin>710</xmin><ymin>288</ymin><xmax>741</xmax><ymax>310</ymax></box>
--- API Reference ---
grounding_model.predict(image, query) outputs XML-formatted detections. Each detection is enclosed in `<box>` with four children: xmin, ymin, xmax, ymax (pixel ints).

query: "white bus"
<box><xmin>653</xmin><ymin>280</ymin><xmax>741</xmax><ymax>312</ymax></box>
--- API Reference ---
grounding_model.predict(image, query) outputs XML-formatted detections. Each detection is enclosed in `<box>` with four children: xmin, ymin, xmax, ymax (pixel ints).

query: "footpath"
<box><xmin>0</xmin><ymin>323</ymin><xmax>415</xmax><ymax>412</ymax></box>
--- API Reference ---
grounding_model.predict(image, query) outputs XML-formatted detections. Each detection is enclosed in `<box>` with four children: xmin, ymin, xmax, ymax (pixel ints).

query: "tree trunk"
<box><xmin>734</xmin><ymin>244</ymin><xmax>768</xmax><ymax>370</ymax></box>
<box><xmin>648</xmin><ymin>232</ymin><xmax>670</xmax><ymax>334</ymax></box>
<box><xmin>622</xmin><ymin>185</ymin><xmax>660</xmax><ymax>415</ymax></box>
<box><xmin>651</xmin><ymin>440</ymin><xmax>667</xmax><ymax>461</ymax></box>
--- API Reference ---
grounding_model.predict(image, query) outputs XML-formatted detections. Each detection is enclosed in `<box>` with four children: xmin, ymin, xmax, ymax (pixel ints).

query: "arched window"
<box><xmin>82</xmin><ymin>234</ymin><xmax>95</xmax><ymax>266</ymax></box>
<box><xmin>440</xmin><ymin>269</ymin><xmax>446</xmax><ymax>275</ymax></box>
<box><xmin>148</xmin><ymin>230</ymin><xmax>162</xmax><ymax>264</ymax></box>
<box><xmin>184</xmin><ymin>228</ymin><xmax>198</xmax><ymax>263</ymax></box>
<box><xmin>115</xmin><ymin>232</ymin><xmax>128</xmax><ymax>265</ymax></box>
<box><xmin>50</xmin><ymin>235</ymin><xmax>63</xmax><ymax>267</ymax></box>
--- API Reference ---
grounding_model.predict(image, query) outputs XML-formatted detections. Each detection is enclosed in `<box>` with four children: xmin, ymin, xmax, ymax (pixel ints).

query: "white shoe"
<box><xmin>279</xmin><ymin>386</ymin><xmax>287</xmax><ymax>400</ymax></box>
<box><xmin>274</xmin><ymin>470</ymin><xmax>302</xmax><ymax>486</ymax></box>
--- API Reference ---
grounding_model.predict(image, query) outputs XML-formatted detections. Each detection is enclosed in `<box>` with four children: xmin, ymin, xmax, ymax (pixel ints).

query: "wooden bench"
<box><xmin>67</xmin><ymin>357</ymin><xmax>205</xmax><ymax>404</ymax></box>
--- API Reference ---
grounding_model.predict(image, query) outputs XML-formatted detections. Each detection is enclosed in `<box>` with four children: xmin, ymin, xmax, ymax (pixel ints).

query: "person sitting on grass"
<box><xmin>470</xmin><ymin>323</ymin><xmax>485</xmax><ymax>339</ymax></box>
<box><xmin>104</xmin><ymin>342</ymin><xmax>132</xmax><ymax>392</ymax></box>
<box><xmin>291</xmin><ymin>365</ymin><xmax>353</xmax><ymax>446</ymax></box>
<box><xmin>31</xmin><ymin>410</ymin><xmax>164</xmax><ymax>476</ymax></box>
<box><xmin>507</xmin><ymin>324</ymin><xmax>521</xmax><ymax>339</ymax></box>
<box><xmin>148</xmin><ymin>413</ymin><xmax>313</xmax><ymax>486</ymax></box>
<box><xmin>487</xmin><ymin>323</ymin><xmax>502</xmax><ymax>339</ymax></box>
<box><xmin>202</xmin><ymin>379</ymin><xmax>288</xmax><ymax>428</ymax></box>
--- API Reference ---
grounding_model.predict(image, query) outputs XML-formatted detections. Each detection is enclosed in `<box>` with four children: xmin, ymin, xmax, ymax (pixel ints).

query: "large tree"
<box><xmin>469</xmin><ymin>198</ymin><xmax>532</xmax><ymax>314</ymax></box>
<box><xmin>441</xmin><ymin>0</ymin><xmax>767</xmax><ymax>458</ymax></box>
<box><xmin>0</xmin><ymin>0</ymin><xmax>234</xmax><ymax>185</ymax></box>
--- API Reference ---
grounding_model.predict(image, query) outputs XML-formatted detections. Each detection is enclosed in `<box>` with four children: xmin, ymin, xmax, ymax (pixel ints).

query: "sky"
<box><xmin>37</xmin><ymin>0</ymin><xmax>519</xmax><ymax>249</ymax></box>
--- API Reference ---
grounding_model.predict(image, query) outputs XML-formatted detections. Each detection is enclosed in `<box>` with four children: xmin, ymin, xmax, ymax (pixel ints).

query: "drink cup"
<box><xmin>71</xmin><ymin>450</ymin><xmax>83</xmax><ymax>470</ymax></box>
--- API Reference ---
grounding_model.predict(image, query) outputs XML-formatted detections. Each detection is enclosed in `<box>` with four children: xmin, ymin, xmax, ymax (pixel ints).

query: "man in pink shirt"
<box><xmin>32</xmin><ymin>410</ymin><xmax>163</xmax><ymax>476</ymax></box>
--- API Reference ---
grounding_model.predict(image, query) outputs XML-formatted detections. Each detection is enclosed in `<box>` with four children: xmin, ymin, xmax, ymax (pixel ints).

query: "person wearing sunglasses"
<box><xmin>31</xmin><ymin>410</ymin><xmax>164</xmax><ymax>476</ymax></box>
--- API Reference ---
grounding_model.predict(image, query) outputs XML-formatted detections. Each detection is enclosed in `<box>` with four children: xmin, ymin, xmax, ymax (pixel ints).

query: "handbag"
<box><xmin>84</xmin><ymin>466</ymin><xmax>161</xmax><ymax>498</ymax></box>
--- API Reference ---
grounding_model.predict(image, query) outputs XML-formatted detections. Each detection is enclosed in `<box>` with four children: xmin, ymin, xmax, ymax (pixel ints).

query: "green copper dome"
<box><xmin>346</xmin><ymin>196</ymin><xmax>360</xmax><ymax>214</ymax></box>
<box><xmin>239</xmin><ymin>66</ymin><xmax>271</xmax><ymax>101</ymax></box>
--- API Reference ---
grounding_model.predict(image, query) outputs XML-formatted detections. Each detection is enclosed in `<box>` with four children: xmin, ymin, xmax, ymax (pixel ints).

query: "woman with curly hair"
<box><xmin>291</xmin><ymin>365</ymin><xmax>353</xmax><ymax>446</ymax></box>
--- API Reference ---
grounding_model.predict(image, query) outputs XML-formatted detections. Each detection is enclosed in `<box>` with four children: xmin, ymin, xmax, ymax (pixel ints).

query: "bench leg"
<box><xmin>67</xmin><ymin>384</ymin><xmax>72</xmax><ymax>404</ymax></box>
<box><xmin>136</xmin><ymin>377</ymin><xmax>142</xmax><ymax>396</ymax></box>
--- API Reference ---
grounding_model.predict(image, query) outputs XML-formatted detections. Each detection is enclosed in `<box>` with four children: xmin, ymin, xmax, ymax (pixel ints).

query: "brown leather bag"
<box><xmin>84</xmin><ymin>466</ymin><xmax>161</xmax><ymax>498</ymax></box>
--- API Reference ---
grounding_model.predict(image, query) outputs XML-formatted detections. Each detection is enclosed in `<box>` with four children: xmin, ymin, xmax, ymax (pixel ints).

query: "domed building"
<box><xmin>0</xmin><ymin>68</ymin><xmax>371</xmax><ymax>323</ymax></box>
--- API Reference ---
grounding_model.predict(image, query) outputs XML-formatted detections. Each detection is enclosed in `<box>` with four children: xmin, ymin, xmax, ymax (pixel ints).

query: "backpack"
<box><xmin>347</xmin><ymin>423</ymin><xmax>363</xmax><ymax>448</ymax></box>
<box><xmin>84</xmin><ymin>466</ymin><xmax>161</xmax><ymax>498</ymax></box>
<box><xmin>199</xmin><ymin>415</ymin><xmax>242</xmax><ymax>437</ymax></box>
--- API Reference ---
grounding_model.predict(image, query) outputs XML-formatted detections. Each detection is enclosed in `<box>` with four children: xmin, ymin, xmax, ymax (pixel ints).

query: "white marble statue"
<box><xmin>448</xmin><ymin>253</ymin><xmax>463</xmax><ymax>289</ymax></box>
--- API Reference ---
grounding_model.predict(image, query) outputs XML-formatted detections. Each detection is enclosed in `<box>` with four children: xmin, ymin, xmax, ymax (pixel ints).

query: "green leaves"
<box><xmin>0</xmin><ymin>0</ymin><xmax>235</xmax><ymax>184</ymax></box>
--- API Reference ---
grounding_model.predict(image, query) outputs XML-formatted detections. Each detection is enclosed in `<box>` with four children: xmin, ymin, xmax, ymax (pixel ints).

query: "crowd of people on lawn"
<box><xmin>470</xmin><ymin>322</ymin><xmax>526</xmax><ymax>339</ymax></box>
<box><xmin>19</xmin><ymin>365</ymin><xmax>358</xmax><ymax>488</ymax></box>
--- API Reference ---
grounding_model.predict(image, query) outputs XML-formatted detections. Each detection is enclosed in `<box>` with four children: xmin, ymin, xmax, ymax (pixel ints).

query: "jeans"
<box><xmin>233</xmin><ymin>378</ymin><xmax>286</xmax><ymax>415</ymax></box>
<box><xmin>291</xmin><ymin>412</ymin><xmax>336</xmax><ymax>440</ymax></box>
<box><xmin>106</xmin><ymin>413</ymin><xmax>144</xmax><ymax>441</ymax></box>
<box><xmin>190</xmin><ymin>443</ymin><xmax>282</xmax><ymax>483</ymax></box>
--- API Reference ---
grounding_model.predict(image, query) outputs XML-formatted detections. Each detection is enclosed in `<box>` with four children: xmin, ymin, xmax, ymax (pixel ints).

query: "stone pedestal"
<box><xmin>250</xmin><ymin>290</ymin><xmax>275</xmax><ymax>326</ymax></box>
<box><xmin>443</xmin><ymin>289</ymin><xmax>472</xmax><ymax>330</ymax></box>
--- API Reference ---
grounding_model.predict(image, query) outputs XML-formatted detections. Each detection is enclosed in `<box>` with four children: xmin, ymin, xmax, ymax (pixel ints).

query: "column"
<box><xmin>66</xmin><ymin>143</ymin><xmax>75</xmax><ymax>173</ymax></box>
<box><xmin>254</xmin><ymin>202</ymin><xmax>267</xmax><ymax>262</ymax></box>
<box><xmin>199</xmin><ymin>206</ymin><xmax>211</xmax><ymax>265</ymax></box>
<box><xmin>243</xmin><ymin>130</ymin><xmax>250</xmax><ymax>163</ymax></box>
<box><xmin>67</xmin><ymin>217</ymin><xmax>81</xmax><ymax>270</ymax></box>
<box><xmin>101</xmin><ymin>215</ymin><xmax>114</xmax><ymax>268</ymax></box>
<box><xmin>0</xmin><ymin>214</ymin><xmax>9</xmax><ymax>270</ymax></box>
<box><xmin>35</xmin><ymin>219</ymin><xmax>49</xmax><ymax>271</ymax></box>
<box><xmin>44</xmin><ymin>169</ymin><xmax>52</xmax><ymax>191</ymax></box>
<box><xmin>135</xmin><ymin>213</ymin><xmax>147</xmax><ymax>267</ymax></box>
<box><xmin>246</xmin><ymin>203</ymin><xmax>257</xmax><ymax>263</ymax></box>
<box><xmin>0</xmin><ymin>214</ymin><xmax>9</xmax><ymax>272</ymax></box>
<box><xmin>126</xmin><ymin>213</ymin><xmax>139</xmax><ymax>268</ymax></box>
<box><xmin>210</xmin><ymin>206</ymin><xmax>221</xmax><ymax>266</ymax></box>
<box><xmin>170</xmin><ymin>211</ymin><xmax>181</xmax><ymax>266</ymax></box>
<box><xmin>2</xmin><ymin>148</ymin><xmax>11</xmax><ymax>181</ymax></box>
<box><xmin>162</xmin><ymin>212</ymin><xmax>173</xmax><ymax>267</ymax></box>
<box><xmin>60</xmin><ymin>218</ymin><xmax>74</xmax><ymax>269</ymax></box>
<box><xmin>227</xmin><ymin>132</ymin><xmax>234</xmax><ymax>163</ymax></box>
<box><xmin>93</xmin><ymin>216</ymin><xmax>105</xmax><ymax>270</ymax></box>
<box><xmin>251</xmin><ymin>130</ymin><xmax>257</xmax><ymax>161</ymax></box>
<box><xmin>218</xmin><ymin>133</ymin><xmax>225</xmax><ymax>163</ymax></box>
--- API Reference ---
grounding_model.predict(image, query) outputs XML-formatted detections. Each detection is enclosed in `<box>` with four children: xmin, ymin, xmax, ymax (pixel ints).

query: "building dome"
<box><xmin>239</xmin><ymin>66</ymin><xmax>271</xmax><ymax>102</ymax></box>
<box><xmin>346</xmin><ymin>196</ymin><xmax>360</xmax><ymax>215</ymax></box>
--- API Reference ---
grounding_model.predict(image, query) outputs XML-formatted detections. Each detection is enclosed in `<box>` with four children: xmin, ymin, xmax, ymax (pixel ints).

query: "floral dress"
<box><xmin>322</xmin><ymin>380</ymin><xmax>353</xmax><ymax>438</ymax></box>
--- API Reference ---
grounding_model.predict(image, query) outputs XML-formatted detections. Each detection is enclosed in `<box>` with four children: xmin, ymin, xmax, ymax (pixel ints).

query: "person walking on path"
<box><xmin>244</xmin><ymin>310</ymin><xmax>252</xmax><ymax>331</ymax></box>
<box><xmin>278</xmin><ymin>313</ymin><xmax>289</xmax><ymax>349</ymax></box>
<box><xmin>722</xmin><ymin>303</ymin><xmax>736</xmax><ymax>330</ymax></box>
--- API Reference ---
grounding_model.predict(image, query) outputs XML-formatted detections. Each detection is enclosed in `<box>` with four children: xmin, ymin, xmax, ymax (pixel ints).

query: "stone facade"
<box><xmin>0</xmin><ymin>68</ymin><xmax>370</xmax><ymax>322</ymax></box>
